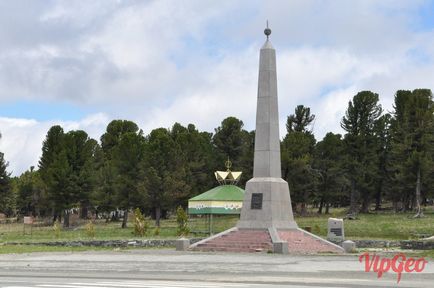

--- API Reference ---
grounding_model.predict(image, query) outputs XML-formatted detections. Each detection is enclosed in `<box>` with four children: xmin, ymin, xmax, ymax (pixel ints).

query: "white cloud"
<box><xmin>277</xmin><ymin>47</ymin><xmax>396</xmax><ymax>138</ymax></box>
<box><xmin>0</xmin><ymin>117</ymin><xmax>50</xmax><ymax>175</ymax></box>
<box><xmin>136</xmin><ymin>45</ymin><xmax>259</xmax><ymax>133</ymax></box>
<box><xmin>0</xmin><ymin>114</ymin><xmax>109</xmax><ymax>175</ymax></box>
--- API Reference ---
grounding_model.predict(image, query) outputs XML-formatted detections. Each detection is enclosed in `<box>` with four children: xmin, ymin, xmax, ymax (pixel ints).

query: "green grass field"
<box><xmin>1</xmin><ymin>208</ymin><xmax>433</xmax><ymax>257</ymax></box>
<box><xmin>1</xmin><ymin>207</ymin><xmax>434</xmax><ymax>246</ymax></box>
<box><xmin>295</xmin><ymin>209</ymin><xmax>434</xmax><ymax>240</ymax></box>
<box><xmin>0</xmin><ymin>219</ymin><xmax>180</xmax><ymax>243</ymax></box>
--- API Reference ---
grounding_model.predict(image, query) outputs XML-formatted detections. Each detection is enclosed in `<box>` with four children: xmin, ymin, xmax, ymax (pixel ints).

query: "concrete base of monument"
<box><xmin>189</xmin><ymin>226</ymin><xmax>344</xmax><ymax>254</ymax></box>
<box><xmin>237</xmin><ymin>177</ymin><xmax>298</xmax><ymax>229</ymax></box>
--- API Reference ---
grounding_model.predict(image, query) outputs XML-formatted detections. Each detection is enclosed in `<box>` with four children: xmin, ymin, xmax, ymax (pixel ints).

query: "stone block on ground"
<box><xmin>175</xmin><ymin>238</ymin><xmax>190</xmax><ymax>251</ymax></box>
<box><xmin>327</xmin><ymin>218</ymin><xmax>344</xmax><ymax>242</ymax></box>
<box><xmin>273</xmin><ymin>241</ymin><xmax>288</xmax><ymax>254</ymax></box>
<box><xmin>342</xmin><ymin>240</ymin><xmax>356</xmax><ymax>253</ymax></box>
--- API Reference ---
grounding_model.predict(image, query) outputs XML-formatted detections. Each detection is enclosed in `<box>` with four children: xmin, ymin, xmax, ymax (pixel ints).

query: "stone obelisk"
<box><xmin>237</xmin><ymin>24</ymin><xmax>297</xmax><ymax>230</ymax></box>
<box><xmin>190</xmin><ymin>25</ymin><xmax>343</xmax><ymax>253</ymax></box>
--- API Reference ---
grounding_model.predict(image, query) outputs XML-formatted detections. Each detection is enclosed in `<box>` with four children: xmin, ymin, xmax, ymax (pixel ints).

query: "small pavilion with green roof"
<box><xmin>188</xmin><ymin>184</ymin><xmax>245</xmax><ymax>215</ymax></box>
<box><xmin>188</xmin><ymin>159</ymin><xmax>244</xmax><ymax>234</ymax></box>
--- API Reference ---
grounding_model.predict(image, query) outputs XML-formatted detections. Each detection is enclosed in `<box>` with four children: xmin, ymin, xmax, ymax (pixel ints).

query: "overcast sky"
<box><xmin>1</xmin><ymin>0</ymin><xmax>434</xmax><ymax>176</ymax></box>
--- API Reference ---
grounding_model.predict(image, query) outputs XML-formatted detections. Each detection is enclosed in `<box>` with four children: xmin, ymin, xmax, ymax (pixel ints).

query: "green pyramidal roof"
<box><xmin>189</xmin><ymin>185</ymin><xmax>245</xmax><ymax>201</ymax></box>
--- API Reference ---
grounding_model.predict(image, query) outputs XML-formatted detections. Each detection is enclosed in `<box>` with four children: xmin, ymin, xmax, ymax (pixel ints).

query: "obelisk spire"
<box><xmin>253</xmin><ymin>22</ymin><xmax>281</xmax><ymax>178</ymax></box>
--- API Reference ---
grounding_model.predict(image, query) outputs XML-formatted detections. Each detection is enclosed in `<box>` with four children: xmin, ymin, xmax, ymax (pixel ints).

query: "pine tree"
<box><xmin>39</xmin><ymin>126</ymin><xmax>98</xmax><ymax>227</ymax></box>
<box><xmin>286</xmin><ymin>105</ymin><xmax>315</xmax><ymax>133</ymax></box>
<box><xmin>281</xmin><ymin>105</ymin><xmax>316</xmax><ymax>215</ymax></box>
<box><xmin>99</xmin><ymin>120</ymin><xmax>142</xmax><ymax>224</ymax></box>
<box><xmin>213</xmin><ymin>117</ymin><xmax>253</xmax><ymax>180</ymax></box>
<box><xmin>341</xmin><ymin>91</ymin><xmax>382</xmax><ymax>214</ymax></box>
<box><xmin>170</xmin><ymin>123</ymin><xmax>214</xmax><ymax>205</ymax></box>
<box><xmin>15</xmin><ymin>167</ymin><xmax>47</xmax><ymax>216</ymax></box>
<box><xmin>313</xmin><ymin>133</ymin><xmax>347</xmax><ymax>214</ymax></box>
<box><xmin>112</xmin><ymin>131</ymin><xmax>146</xmax><ymax>228</ymax></box>
<box><xmin>39</xmin><ymin>125</ymin><xmax>66</xmax><ymax>223</ymax></box>
<box><xmin>144</xmin><ymin>128</ymin><xmax>187</xmax><ymax>227</ymax></box>
<box><xmin>389</xmin><ymin>89</ymin><xmax>434</xmax><ymax>216</ymax></box>
<box><xmin>0</xmin><ymin>151</ymin><xmax>14</xmax><ymax>216</ymax></box>
<box><xmin>63</xmin><ymin>131</ymin><xmax>98</xmax><ymax>220</ymax></box>
<box><xmin>49</xmin><ymin>150</ymin><xmax>74</xmax><ymax>227</ymax></box>
<box><xmin>373</xmin><ymin>114</ymin><xmax>392</xmax><ymax>211</ymax></box>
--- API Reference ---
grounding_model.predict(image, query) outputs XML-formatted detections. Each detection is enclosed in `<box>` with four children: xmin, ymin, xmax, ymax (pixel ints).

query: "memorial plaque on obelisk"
<box><xmin>237</xmin><ymin>23</ymin><xmax>297</xmax><ymax>230</ymax></box>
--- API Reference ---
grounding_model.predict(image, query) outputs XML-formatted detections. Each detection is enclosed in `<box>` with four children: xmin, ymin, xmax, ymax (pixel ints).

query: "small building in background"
<box><xmin>188</xmin><ymin>159</ymin><xmax>244</xmax><ymax>234</ymax></box>
<box><xmin>188</xmin><ymin>185</ymin><xmax>245</xmax><ymax>215</ymax></box>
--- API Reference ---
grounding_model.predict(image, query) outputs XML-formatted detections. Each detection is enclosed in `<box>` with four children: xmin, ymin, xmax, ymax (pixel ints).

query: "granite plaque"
<box><xmin>251</xmin><ymin>193</ymin><xmax>263</xmax><ymax>210</ymax></box>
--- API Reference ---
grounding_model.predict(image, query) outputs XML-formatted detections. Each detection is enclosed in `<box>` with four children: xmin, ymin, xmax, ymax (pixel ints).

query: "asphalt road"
<box><xmin>0</xmin><ymin>249</ymin><xmax>432</xmax><ymax>288</ymax></box>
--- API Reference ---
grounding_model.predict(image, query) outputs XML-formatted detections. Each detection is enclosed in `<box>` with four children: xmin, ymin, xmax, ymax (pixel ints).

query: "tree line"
<box><xmin>0</xmin><ymin>118</ymin><xmax>252</xmax><ymax>227</ymax></box>
<box><xmin>0</xmin><ymin>89</ymin><xmax>433</xmax><ymax>227</ymax></box>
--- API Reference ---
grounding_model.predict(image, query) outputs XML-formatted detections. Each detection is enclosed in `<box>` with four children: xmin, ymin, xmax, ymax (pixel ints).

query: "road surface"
<box><xmin>0</xmin><ymin>249</ymin><xmax>432</xmax><ymax>287</ymax></box>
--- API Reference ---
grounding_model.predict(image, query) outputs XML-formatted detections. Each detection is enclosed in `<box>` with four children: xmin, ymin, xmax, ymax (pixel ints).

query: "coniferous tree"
<box><xmin>63</xmin><ymin>131</ymin><xmax>98</xmax><ymax>220</ymax></box>
<box><xmin>50</xmin><ymin>150</ymin><xmax>74</xmax><ymax>227</ymax></box>
<box><xmin>341</xmin><ymin>91</ymin><xmax>382</xmax><ymax>214</ymax></box>
<box><xmin>15</xmin><ymin>167</ymin><xmax>47</xmax><ymax>216</ymax></box>
<box><xmin>145</xmin><ymin>128</ymin><xmax>188</xmax><ymax>226</ymax></box>
<box><xmin>99</xmin><ymin>120</ymin><xmax>141</xmax><ymax>222</ymax></box>
<box><xmin>373</xmin><ymin>114</ymin><xmax>392</xmax><ymax>210</ymax></box>
<box><xmin>286</xmin><ymin>105</ymin><xmax>315</xmax><ymax>133</ymax></box>
<box><xmin>238</xmin><ymin>130</ymin><xmax>255</xmax><ymax>186</ymax></box>
<box><xmin>170</xmin><ymin>123</ymin><xmax>215</xmax><ymax>203</ymax></box>
<box><xmin>313</xmin><ymin>133</ymin><xmax>348</xmax><ymax>214</ymax></box>
<box><xmin>112</xmin><ymin>131</ymin><xmax>146</xmax><ymax>228</ymax></box>
<box><xmin>39</xmin><ymin>126</ymin><xmax>98</xmax><ymax>227</ymax></box>
<box><xmin>0</xmin><ymin>150</ymin><xmax>14</xmax><ymax>216</ymax></box>
<box><xmin>213</xmin><ymin>117</ymin><xmax>244</xmax><ymax>162</ymax></box>
<box><xmin>389</xmin><ymin>89</ymin><xmax>434</xmax><ymax>216</ymax></box>
<box><xmin>281</xmin><ymin>105</ymin><xmax>316</xmax><ymax>215</ymax></box>
<box><xmin>39</xmin><ymin>125</ymin><xmax>66</xmax><ymax>223</ymax></box>
<box><xmin>213</xmin><ymin>117</ymin><xmax>253</xmax><ymax>179</ymax></box>
<box><xmin>100</xmin><ymin>120</ymin><xmax>140</xmax><ymax>157</ymax></box>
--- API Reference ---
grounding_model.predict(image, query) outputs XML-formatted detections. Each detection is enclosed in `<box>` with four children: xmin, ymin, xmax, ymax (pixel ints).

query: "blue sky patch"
<box><xmin>413</xmin><ymin>1</ymin><xmax>434</xmax><ymax>31</ymax></box>
<box><xmin>0</xmin><ymin>100</ymin><xmax>93</xmax><ymax>121</ymax></box>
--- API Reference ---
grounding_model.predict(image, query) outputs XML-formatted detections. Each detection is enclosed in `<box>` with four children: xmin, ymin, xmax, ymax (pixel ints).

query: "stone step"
<box><xmin>212</xmin><ymin>238</ymin><xmax>270</xmax><ymax>242</ymax></box>
<box><xmin>207</xmin><ymin>239</ymin><xmax>270</xmax><ymax>242</ymax></box>
<box><xmin>226</xmin><ymin>235</ymin><xmax>268</xmax><ymax>237</ymax></box>
<box><xmin>193</xmin><ymin>229</ymin><xmax>273</xmax><ymax>253</ymax></box>
<box><xmin>222</xmin><ymin>235</ymin><xmax>269</xmax><ymax>238</ymax></box>
<box><xmin>213</xmin><ymin>233</ymin><xmax>269</xmax><ymax>237</ymax></box>
<box><xmin>223</xmin><ymin>232</ymin><xmax>269</xmax><ymax>235</ymax></box>
<box><xmin>208</xmin><ymin>242</ymin><xmax>270</xmax><ymax>246</ymax></box>
<box><xmin>278</xmin><ymin>231</ymin><xmax>343</xmax><ymax>253</ymax></box>
<box><xmin>217</xmin><ymin>239</ymin><xmax>270</xmax><ymax>243</ymax></box>
<box><xmin>193</xmin><ymin>246</ymin><xmax>268</xmax><ymax>253</ymax></box>
<box><xmin>217</xmin><ymin>239</ymin><xmax>270</xmax><ymax>242</ymax></box>
<box><xmin>197</xmin><ymin>243</ymin><xmax>270</xmax><ymax>249</ymax></box>
<box><xmin>222</xmin><ymin>233</ymin><xmax>270</xmax><ymax>236</ymax></box>
<box><xmin>221</xmin><ymin>234</ymin><xmax>270</xmax><ymax>238</ymax></box>
<box><xmin>198</xmin><ymin>240</ymin><xmax>271</xmax><ymax>245</ymax></box>
<box><xmin>194</xmin><ymin>249</ymin><xmax>255</xmax><ymax>253</ymax></box>
<box><xmin>193</xmin><ymin>229</ymin><xmax>342</xmax><ymax>254</ymax></box>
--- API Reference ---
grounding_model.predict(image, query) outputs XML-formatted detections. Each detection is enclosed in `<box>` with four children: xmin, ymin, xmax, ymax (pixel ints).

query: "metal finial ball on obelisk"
<box><xmin>264</xmin><ymin>20</ymin><xmax>271</xmax><ymax>39</ymax></box>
